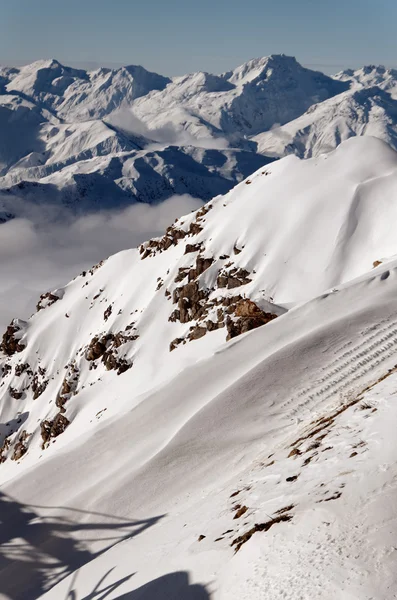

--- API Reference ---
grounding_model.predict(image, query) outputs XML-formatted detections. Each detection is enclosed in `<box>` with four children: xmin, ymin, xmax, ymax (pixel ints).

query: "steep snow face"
<box><xmin>1</xmin><ymin>136</ymin><xmax>397</xmax><ymax>480</ymax></box>
<box><xmin>134</xmin><ymin>54</ymin><xmax>349</xmax><ymax>142</ymax></box>
<box><xmin>3</xmin><ymin>138</ymin><xmax>397</xmax><ymax>598</ymax></box>
<box><xmin>254</xmin><ymin>86</ymin><xmax>397</xmax><ymax>158</ymax></box>
<box><xmin>4</xmin><ymin>59</ymin><xmax>171</xmax><ymax>121</ymax></box>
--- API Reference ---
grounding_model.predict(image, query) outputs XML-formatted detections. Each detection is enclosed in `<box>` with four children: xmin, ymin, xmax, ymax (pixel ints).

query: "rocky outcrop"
<box><xmin>56</xmin><ymin>363</ymin><xmax>79</xmax><ymax>413</ymax></box>
<box><xmin>217</xmin><ymin>267</ymin><xmax>251</xmax><ymax>289</ymax></box>
<box><xmin>140</xmin><ymin>225</ymin><xmax>187</xmax><ymax>259</ymax></box>
<box><xmin>31</xmin><ymin>368</ymin><xmax>49</xmax><ymax>400</ymax></box>
<box><xmin>0</xmin><ymin>321</ymin><xmax>26</xmax><ymax>356</ymax></box>
<box><xmin>103</xmin><ymin>305</ymin><xmax>113</xmax><ymax>321</ymax></box>
<box><xmin>171</xmin><ymin>281</ymin><xmax>210</xmax><ymax>324</ymax></box>
<box><xmin>140</xmin><ymin>203</ymin><xmax>213</xmax><ymax>259</ymax></box>
<box><xmin>11</xmin><ymin>430</ymin><xmax>31</xmax><ymax>461</ymax></box>
<box><xmin>41</xmin><ymin>414</ymin><xmax>70</xmax><ymax>449</ymax></box>
<box><xmin>85</xmin><ymin>327</ymin><xmax>137</xmax><ymax>375</ymax></box>
<box><xmin>36</xmin><ymin>291</ymin><xmax>61</xmax><ymax>312</ymax></box>
<box><xmin>0</xmin><ymin>436</ymin><xmax>11</xmax><ymax>463</ymax></box>
<box><xmin>226</xmin><ymin>299</ymin><xmax>277</xmax><ymax>340</ymax></box>
<box><xmin>14</xmin><ymin>363</ymin><xmax>32</xmax><ymax>377</ymax></box>
<box><xmin>9</xmin><ymin>387</ymin><xmax>23</xmax><ymax>400</ymax></box>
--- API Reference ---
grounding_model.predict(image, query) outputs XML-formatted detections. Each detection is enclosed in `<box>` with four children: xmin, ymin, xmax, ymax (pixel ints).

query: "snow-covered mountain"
<box><xmin>3</xmin><ymin>55</ymin><xmax>397</xmax><ymax>215</ymax></box>
<box><xmin>2</xmin><ymin>136</ymin><xmax>397</xmax><ymax>598</ymax></box>
<box><xmin>254</xmin><ymin>86</ymin><xmax>397</xmax><ymax>158</ymax></box>
<box><xmin>0</xmin><ymin>87</ymin><xmax>272</xmax><ymax>212</ymax></box>
<box><xmin>1</xmin><ymin>59</ymin><xmax>171</xmax><ymax>121</ymax></box>
<box><xmin>133</xmin><ymin>55</ymin><xmax>348</xmax><ymax>143</ymax></box>
<box><xmin>334</xmin><ymin>64</ymin><xmax>397</xmax><ymax>98</ymax></box>
<box><xmin>0</xmin><ymin>55</ymin><xmax>351</xmax><ymax>215</ymax></box>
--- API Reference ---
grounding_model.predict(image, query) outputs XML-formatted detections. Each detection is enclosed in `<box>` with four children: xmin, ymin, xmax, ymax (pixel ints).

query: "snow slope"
<box><xmin>254</xmin><ymin>86</ymin><xmax>397</xmax><ymax>158</ymax></box>
<box><xmin>2</xmin><ymin>136</ymin><xmax>397</xmax><ymax>598</ymax></box>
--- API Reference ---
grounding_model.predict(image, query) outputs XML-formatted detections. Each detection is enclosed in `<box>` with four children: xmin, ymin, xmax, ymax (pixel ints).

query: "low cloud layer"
<box><xmin>107</xmin><ymin>107</ymin><xmax>230</xmax><ymax>150</ymax></box>
<box><xmin>0</xmin><ymin>194</ymin><xmax>203</xmax><ymax>328</ymax></box>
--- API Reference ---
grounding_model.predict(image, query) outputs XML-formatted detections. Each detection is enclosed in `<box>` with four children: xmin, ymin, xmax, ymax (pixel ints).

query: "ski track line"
<box><xmin>280</xmin><ymin>314</ymin><xmax>397</xmax><ymax>416</ymax></box>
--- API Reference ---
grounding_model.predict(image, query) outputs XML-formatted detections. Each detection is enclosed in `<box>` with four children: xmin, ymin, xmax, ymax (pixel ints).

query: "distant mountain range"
<box><xmin>1</xmin><ymin>55</ymin><xmax>397</xmax><ymax>218</ymax></box>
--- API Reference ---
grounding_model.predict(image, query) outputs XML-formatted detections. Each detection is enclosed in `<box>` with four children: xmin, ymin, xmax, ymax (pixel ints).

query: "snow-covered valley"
<box><xmin>2</xmin><ymin>133</ymin><xmax>397</xmax><ymax>598</ymax></box>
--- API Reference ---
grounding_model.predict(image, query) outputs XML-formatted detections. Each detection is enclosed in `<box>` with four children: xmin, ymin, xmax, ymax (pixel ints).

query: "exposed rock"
<box><xmin>56</xmin><ymin>363</ymin><xmax>80</xmax><ymax>413</ymax></box>
<box><xmin>174</xmin><ymin>268</ymin><xmax>189</xmax><ymax>283</ymax></box>
<box><xmin>86</xmin><ymin>337</ymin><xmax>108</xmax><ymax>361</ymax></box>
<box><xmin>31</xmin><ymin>370</ymin><xmax>48</xmax><ymax>400</ymax></box>
<box><xmin>104</xmin><ymin>305</ymin><xmax>113</xmax><ymax>321</ymax></box>
<box><xmin>172</xmin><ymin>281</ymin><xmax>210</xmax><ymax>324</ymax></box>
<box><xmin>85</xmin><ymin>329</ymin><xmax>136</xmax><ymax>374</ymax></box>
<box><xmin>11</xmin><ymin>430</ymin><xmax>31</xmax><ymax>461</ymax></box>
<box><xmin>0</xmin><ymin>436</ymin><xmax>11</xmax><ymax>463</ymax></box>
<box><xmin>226</xmin><ymin>299</ymin><xmax>277</xmax><ymax>341</ymax></box>
<box><xmin>170</xmin><ymin>337</ymin><xmax>184</xmax><ymax>352</ymax></box>
<box><xmin>185</xmin><ymin>243</ymin><xmax>202</xmax><ymax>254</ymax></box>
<box><xmin>1</xmin><ymin>363</ymin><xmax>12</xmax><ymax>376</ymax></box>
<box><xmin>188</xmin><ymin>256</ymin><xmax>214</xmax><ymax>281</ymax></box>
<box><xmin>288</xmin><ymin>447</ymin><xmax>302</xmax><ymax>458</ymax></box>
<box><xmin>188</xmin><ymin>326</ymin><xmax>207</xmax><ymax>341</ymax></box>
<box><xmin>9</xmin><ymin>387</ymin><xmax>23</xmax><ymax>400</ymax></box>
<box><xmin>140</xmin><ymin>225</ymin><xmax>187</xmax><ymax>259</ymax></box>
<box><xmin>188</xmin><ymin>222</ymin><xmax>203</xmax><ymax>236</ymax></box>
<box><xmin>89</xmin><ymin>260</ymin><xmax>105</xmax><ymax>276</ymax></box>
<box><xmin>15</xmin><ymin>363</ymin><xmax>31</xmax><ymax>377</ymax></box>
<box><xmin>36</xmin><ymin>291</ymin><xmax>61</xmax><ymax>312</ymax></box>
<box><xmin>217</xmin><ymin>275</ymin><xmax>228</xmax><ymax>288</ymax></box>
<box><xmin>0</xmin><ymin>321</ymin><xmax>26</xmax><ymax>356</ymax></box>
<box><xmin>41</xmin><ymin>414</ymin><xmax>70</xmax><ymax>448</ymax></box>
<box><xmin>217</xmin><ymin>267</ymin><xmax>251</xmax><ymax>289</ymax></box>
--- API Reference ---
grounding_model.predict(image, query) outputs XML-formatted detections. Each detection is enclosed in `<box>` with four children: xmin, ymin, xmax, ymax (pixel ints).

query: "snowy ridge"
<box><xmin>0</xmin><ymin>54</ymin><xmax>349</xmax><ymax>213</ymax></box>
<box><xmin>2</xmin><ymin>136</ymin><xmax>397</xmax><ymax>597</ymax></box>
<box><xmin>254</xmin><ymin>86</ymin><xmax>397</xmax><ymax>158</ymax></box>
<box><xmin>2</xmin><ymin>55</ymin><xmax>397</xmax><ymax>213</ymax></box>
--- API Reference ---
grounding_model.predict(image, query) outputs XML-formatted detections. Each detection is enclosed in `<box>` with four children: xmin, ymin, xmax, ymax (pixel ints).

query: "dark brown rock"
<box><xmin>188</xmin><ymin>326</ymin><xmax>207</xmax><ymax>341</ymax></box>
<box><xmin>36</xmin><ymin>292</ymin><xmax>60</xmax><ymax>312</ymax></box>
<box><xmin>41</xmin><ymin>414</ymin><xmax>70</xmax><ymax>448</ymax></box>
<box><xmin>0</xmin><ymin>322</ymin><xmax>25</xmax><ymax>356</ymax></box>
<box><xmin>9</xmin><ymin>387</ymin><xmax>23</xmax><ymax>400</ymax></box>
<box><xmin>104</xmin><ymin>305</ymin><xmax>112</xmax><ymax>321</ymax></box>
<box><xmin>226</xmin><ymin>299</ymin><xmax>277</xmax><ymax>341</ymax></box>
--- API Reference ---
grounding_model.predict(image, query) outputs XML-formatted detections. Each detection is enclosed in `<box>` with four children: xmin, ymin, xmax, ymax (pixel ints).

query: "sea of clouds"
<box><xmin>0</xmin><ymin>194</ymin><xmax>203</xmax><ymax>328</ymax></box>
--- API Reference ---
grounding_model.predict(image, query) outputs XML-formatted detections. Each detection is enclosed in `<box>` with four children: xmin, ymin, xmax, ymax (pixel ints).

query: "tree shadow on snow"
<box><xmin>0</xmin><ymin>491</ymin><xmax>164</xmax><ymax>600</ymax></box>
<box><xmin>114</xmin><ymin>571</ymin><xmax>210</xmax><ymax>600</ymax></box>
<box><xmin>73</xmin><ymin>570</ymin><xmax>210</xmax><ymax>600</ymax></box>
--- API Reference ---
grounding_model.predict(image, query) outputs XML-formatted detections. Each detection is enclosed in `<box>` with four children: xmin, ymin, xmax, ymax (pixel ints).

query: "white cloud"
<box><xmin>107</xmin><ymin>108</ymin><xmax>229</xmax><ymax>150</ymax></box>
<box><xmin>0</xmin><ymin>194</ymin><xmax>203</xmax><ymax>328</ymax></box>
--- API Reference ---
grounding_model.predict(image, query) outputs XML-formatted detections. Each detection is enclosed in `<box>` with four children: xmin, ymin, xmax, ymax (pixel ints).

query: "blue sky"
<box><xmin>1</xmin><ymin>0</ymin><xmax>395</xmax><ymax>75</ymax></box>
